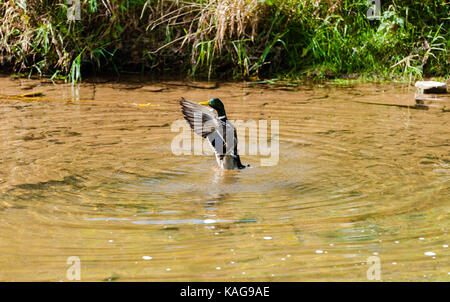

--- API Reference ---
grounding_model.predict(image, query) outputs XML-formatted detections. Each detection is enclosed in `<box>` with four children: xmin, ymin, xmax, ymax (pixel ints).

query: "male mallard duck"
<box><xmin>180</xmin><ymin>97</ymin><xmax>248</xmax><ymax>170</ymax></box>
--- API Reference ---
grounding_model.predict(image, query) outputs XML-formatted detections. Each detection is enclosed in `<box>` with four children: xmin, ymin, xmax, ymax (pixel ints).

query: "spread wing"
<box><xmin>180</xmin><ymin>97</ymin><xmax>237</xmax><ymax>156</ymax></box>
<box><xmin>180</xmin><ymin>97</ymin><xmax>218</xmax><ymax>138</ymax></box>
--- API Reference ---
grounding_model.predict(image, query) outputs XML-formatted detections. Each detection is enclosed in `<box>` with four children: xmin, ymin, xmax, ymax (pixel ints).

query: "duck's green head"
<box><xmin>199</xmin><ymin>98</ymin><xmax>226</xmax><ymax>116</ymax></box>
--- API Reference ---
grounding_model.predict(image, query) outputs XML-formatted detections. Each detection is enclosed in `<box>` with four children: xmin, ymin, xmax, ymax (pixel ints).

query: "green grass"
<box><xmin>0</xmin><ymin>0</ymin><xmax>448</xmax><ymax>83</ymax></box>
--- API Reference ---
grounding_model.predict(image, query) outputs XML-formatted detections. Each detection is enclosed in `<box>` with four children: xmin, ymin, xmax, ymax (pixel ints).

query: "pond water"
<box><xmin>0</xmin><ymin>76</ymin><xmax>448</xmax><ymax>281</ymax></box>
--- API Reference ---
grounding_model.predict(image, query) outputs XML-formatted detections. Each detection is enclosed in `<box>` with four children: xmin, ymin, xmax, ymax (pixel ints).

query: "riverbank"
<box><xmin>0</xmin><ymin>1</ymin><xmax>448</xmax><ymax>83</ymax></box>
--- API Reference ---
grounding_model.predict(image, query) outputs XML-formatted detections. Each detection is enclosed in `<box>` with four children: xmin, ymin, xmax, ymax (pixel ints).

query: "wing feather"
<box><xmin>180</xmin><ymin>97</ymin><xmax>243</xmax><ymax>167</ymax></box>
<box><xmin>180</xmin><ymin>98</ymin><xmax>218</xmax><ymax>138</ymax></box>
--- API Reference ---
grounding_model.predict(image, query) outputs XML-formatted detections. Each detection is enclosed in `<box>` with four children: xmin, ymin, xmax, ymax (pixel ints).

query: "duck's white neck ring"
<box><xmin>218</xmin><ymin>115</ymin><xmax>227</xmax><ymax>120</ymax></box>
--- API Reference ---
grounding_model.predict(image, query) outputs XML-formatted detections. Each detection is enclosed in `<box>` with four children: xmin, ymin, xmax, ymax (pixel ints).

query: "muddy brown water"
<box><xmin>0</xmin><ymin>77</ymin><xmax>448</xmax><ymax>281</ymax></box>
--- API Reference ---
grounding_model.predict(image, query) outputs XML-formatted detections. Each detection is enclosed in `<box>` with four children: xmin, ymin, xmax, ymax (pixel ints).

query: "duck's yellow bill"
<box><xmin>199</xmin><ymin>101</ymin><xmax>209</xmax><ymax>106</ymax></box>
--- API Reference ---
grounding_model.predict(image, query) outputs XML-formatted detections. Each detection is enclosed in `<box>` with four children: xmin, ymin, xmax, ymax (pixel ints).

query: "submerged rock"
<box><xmin>415</xmin><ymin>81</ymin><xmax>447</xmax><ymax>94</ymax></box>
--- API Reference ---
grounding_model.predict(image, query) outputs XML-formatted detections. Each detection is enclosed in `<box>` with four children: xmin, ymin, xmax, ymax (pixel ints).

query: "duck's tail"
<box><xmin>235</xmin><ymin>155</ymin><xmax>249</xmax><ymax>169</ymax></box>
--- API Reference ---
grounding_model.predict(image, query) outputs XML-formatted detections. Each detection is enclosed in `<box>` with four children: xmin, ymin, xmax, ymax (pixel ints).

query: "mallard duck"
<box><xmin>180</xmin><ymin>97</ymin><xmax>248</xmax><ymax>170</ymax></box>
